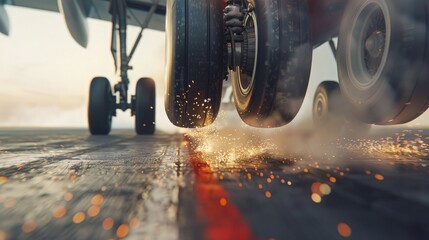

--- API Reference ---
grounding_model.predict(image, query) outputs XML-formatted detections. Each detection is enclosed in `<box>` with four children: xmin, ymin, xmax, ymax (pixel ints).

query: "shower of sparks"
<box><xmin>185</xmin><ymin>118</ymin><xmax>281</xmax><ymax>167</ymax></box>
<box><xmin>344</xmin><ymin>130</ymin><xmax>429</xmax><ymax>158</ymax></box>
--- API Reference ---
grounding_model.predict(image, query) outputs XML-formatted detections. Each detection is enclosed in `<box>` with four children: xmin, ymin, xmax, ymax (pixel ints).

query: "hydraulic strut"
<box><xmin>224</xmin><ymin>0</ymin><xmax>246</xmax><ymax>71</ymax></box>
<box><xmin>110</xmin><ymin>0</ymin><xmax>158</xmax><ymax>114</ymax></box>
<box><xmin>329</xmin><ymin>39</ymin><xmax>337</xmax><ymax>62</ymax></box>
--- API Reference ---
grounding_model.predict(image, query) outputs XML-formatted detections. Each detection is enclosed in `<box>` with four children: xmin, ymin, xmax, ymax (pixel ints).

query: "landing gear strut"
<box><xmin>88</xmin><ymin>0</ymin><xmax>158</xmax><ymax>135</ymax></box>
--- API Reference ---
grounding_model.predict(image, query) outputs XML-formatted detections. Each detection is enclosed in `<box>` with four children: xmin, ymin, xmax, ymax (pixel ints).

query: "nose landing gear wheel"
<box><xmin>134</xmin><ymin>78</ymin><xmax>156</xmax><ymax>135</ymax></box>
<box><xmin>88</xmin><ymin>77</ymin><xmax>114</xmax><ymax>135</ymax></box>
<box><xmin>230</xmin><ymin>0</ymin><xmax>312</xmax><ymax>128</ymax></box>
<box><xmin>338</xmin><ymin>0</ymin><xmax>429</xmax><ymax>125</ymax></box>
<box><xmin>165</xmin><ymin>0</ymin><xmax>225</xmax><ymax>128</ymax></box>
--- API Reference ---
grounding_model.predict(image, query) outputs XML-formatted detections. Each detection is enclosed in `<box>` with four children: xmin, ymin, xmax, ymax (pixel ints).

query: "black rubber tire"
<box><xmin>313</xmin><ymin>81</ymin><xmax>371</xmax><ymax>136</ymax></box>
<box><xmin>165</xmin><ymin>0</ymin><xmax>224</xmax><ymax>128</ymax></box>
<box><xmin>313</xmin><ymin>81</ymin><xmax>344</xmax><ymax>131</ymax></box>
<box><xmin>88</xmin><ymin>77</ymin><xmax>114</xmax><ymax>135</ymax></box>
<box><xmin>135</xmin><ymin>78</ymin><xmax>156</xmax><ymax>135</ymax></box>
<box><xmin>230</xmin><ymin>0</ymin><xmax>312</xmax><ymax>128</ymax></box>
<box><xmin>338</xmin><ymin>0</ymin><xmax>429</xmax><ymax>125</ymax></box>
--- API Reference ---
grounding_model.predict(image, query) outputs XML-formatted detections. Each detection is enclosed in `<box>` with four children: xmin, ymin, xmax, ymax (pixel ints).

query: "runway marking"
<box><xmin>186</xmin><ymin>138</ymin><xmax>255</xmax><ymax>240</ymax></box>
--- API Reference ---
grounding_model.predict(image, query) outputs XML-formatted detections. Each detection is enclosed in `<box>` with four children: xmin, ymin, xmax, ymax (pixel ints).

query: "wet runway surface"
<box><xmin>0</xmin><ymin>128</ymin><xmax>428</xmax><ymax>240</ymax></box>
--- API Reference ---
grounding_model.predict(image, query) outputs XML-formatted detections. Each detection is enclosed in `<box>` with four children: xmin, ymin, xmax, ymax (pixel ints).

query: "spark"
<box><xmin>102</xmin><ymin>218</ymin><xmax>114</xmax><ymax>230</ymax></box>
<box><xmin>337</xmin><ymin>222</ymin><xmax>352</xmax><ymax>237</ymax></box>
<box><xmin>53</xmin><ymin>206</ymin><xmax>67</xmax><ymax>218</ymax></box>
<box><xmin>116</xmin><ymin>224</ymin><xmax>129</xmax><ymax>238</ymax></box>
<box><xmin>374</xmin><ymin>174</ymin><xmax>384</xmax><ymax>181</ymax></box>
<box><xmin>220</xmin><ymin>198</ymin><xmax>228</xmax><ymax>206</ymax></box>
<box><xmin>91</xmin><ymin>194</ymin><xmax>104</xmax><ymax>205</ymax></box>
<box><xmin>185</xmin><ymin>117</ymin><xmax>280</xmax><ymax>167</ymax></box>
<box><xmin>88</xmin><ymin>205</ymin><xmax>101</xmax><ymax>217</ymax></box>
<box><xmin>345</xmin><ymin>130</ymin><xmax>429</xmax><ymax>158</ymax></box>
<box><xmin>311</xmin><ymin>193</ymin><xmax>322</xmax><ymax>203</ymax></box>
<box><xmin>22</xmin><ymin>220</ymin><xmax>36</xmax><ymax>233</ymax></box>
<box><xmin>320</xmin><ymin>184</ymin><xmax>331</xmax><ymax>195</ymax></box>
<box><xmin>73</xmin><ymin>212</ymin><xmax>86</xmax><ymax>224</ymax></box>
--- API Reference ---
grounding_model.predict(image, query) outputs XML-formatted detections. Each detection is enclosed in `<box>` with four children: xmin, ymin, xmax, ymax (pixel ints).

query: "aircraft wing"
<box><xmin>1</xmin><ymin>0</ymin><xmax>166</xmax><ymax>46</ymax></box>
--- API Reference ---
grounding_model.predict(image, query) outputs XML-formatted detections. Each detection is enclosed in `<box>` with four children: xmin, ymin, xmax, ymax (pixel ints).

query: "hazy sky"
<box><xmin>0</xmin><ymin>5</ymin><xmax>427</xmax><ymax>132</ymax></box>
<box><xmin>0</xmin><ymin>5</ymin><xmax>177</xmax><ymax>132</ymax></box>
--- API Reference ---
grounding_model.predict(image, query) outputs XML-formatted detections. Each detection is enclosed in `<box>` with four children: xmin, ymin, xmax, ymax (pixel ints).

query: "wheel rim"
<box><xmin>348</xmin><ymin>2</ymin><xmax>390</xmax><ymax>90</ymax></box>
<box><xmin>313</xmin><ymin>92</ymin><xmax>328</xmax><ymax>121</ymax></box>
<box><xmin>231</xmin><ymin>6</ymin><xmax>258</xmax><ymax>99</ymax></box>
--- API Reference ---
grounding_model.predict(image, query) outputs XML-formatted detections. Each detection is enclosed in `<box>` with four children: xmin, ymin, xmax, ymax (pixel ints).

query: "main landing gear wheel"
<box><xmin>165</xmin><ymin>0</ymin><xmax>225</xmax><ymax>128</ymax></box>
<box><xmin>313</xmin><ymin>81</ymin><xmax>344</xmax><ymax>132</ymax></box>
<box><xmin>134</xmin><ymin>78</ymin><xmax>156</xmax><ymax>135</ymax></box>
<box><xmin>338</xmin><ymin>0</ymin><xmax>429</xmax><ymax>125</ymax></box>
<box><xmin>230</xmin><ymin>0</ymin><xmax>312</xmax><ymax>128</ymax></box>
<box><xmin>88</xmin><ymin>77</ymin><xmax>114</xmax><ymax>135</ymax></box>
<box><xmin>313</xmin><ymin>81</ymin><xmax>370</xmax><ymax>136</ymax></box>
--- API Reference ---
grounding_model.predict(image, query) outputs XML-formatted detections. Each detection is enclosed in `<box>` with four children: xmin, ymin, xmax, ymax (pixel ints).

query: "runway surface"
<box><xmin>0</xmin><ymin>128</ymin><xmax>428</xmax><ymax>240</ymax></box>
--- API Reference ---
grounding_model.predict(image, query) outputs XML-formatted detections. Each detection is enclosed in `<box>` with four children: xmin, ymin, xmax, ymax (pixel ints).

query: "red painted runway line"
<box><xmin>186</xmin><ymin>138</ymin><xmax>255</xmax><ymax>240</ymax></box>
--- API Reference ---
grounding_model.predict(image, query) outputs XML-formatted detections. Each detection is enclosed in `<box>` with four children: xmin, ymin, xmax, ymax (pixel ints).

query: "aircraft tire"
<box><xmin>135</xmin><ymin>78</ymin><xmax>156</xmax><ymax>135</ymax></box>
<box><xmin>165</xmin><ymin>0</ymin><xmax>224</xmax><ymax>128</ymax></box>
<box><xmin>88</xmin><ymin>77</ymin><xmax>114</xmax><ymax>135</ymax></box>
<box><xmin>230</xmin><ymin>0</ymin><xmax>312</xmax><ymax>128</ymax></box>
<box><xmin>313</xmin><ymin>81</ymin><xmax>370</xmax><ymax>136</ymax></box>
<box><xmin>313</xmin><ymin>81</ymin><xmax>344</xmax><ymax>131</ymax></box>
<box><xmin>338</xmin><ymin>0</ymin><xmax>429</xmax><ymax>125</ymax></box>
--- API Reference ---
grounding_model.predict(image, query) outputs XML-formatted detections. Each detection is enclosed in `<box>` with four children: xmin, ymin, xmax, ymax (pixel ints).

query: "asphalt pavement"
<box><xmin>0</xmin><ymin>128</ymin><xmax>428</xmax><ymax>240</ymax></box>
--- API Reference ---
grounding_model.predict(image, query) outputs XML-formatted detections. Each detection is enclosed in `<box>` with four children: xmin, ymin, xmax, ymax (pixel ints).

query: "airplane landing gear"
<box><xmin>313</xmin><ymin>81</ymin><xmax>370</xmax><ymax>137</ymax></box>
<box><xmin>88</xmin><ymin>77</ymin><xmax>115</xmax><ymax>135</ymax></box>
<box><xmin>134</xmin><ymin>78</ymin><xmax>156</xmax><ymax>135</ymax></box>
<box><xmin>165</xmin><ymin>0</ymin><xmax>225</xmax><ymax>128</ymax></box>
<box><xmin>338</xmin><ymin>0</ymin><xmax>429</xmax><ymax>125</ymax></box>
<box><xmin>165</xmin><ymin>0</ymin><xmax>313</xmax><ymax>129</ymax></box>
<box><xmin>88</xmin><ymin>0</ymin><xmax>159</xmax><ymax>135</ymax></box>
<box><xmin>227</xmin><ymin>0</ymin><xmax>313</xmax><ymax>128</ymax></box>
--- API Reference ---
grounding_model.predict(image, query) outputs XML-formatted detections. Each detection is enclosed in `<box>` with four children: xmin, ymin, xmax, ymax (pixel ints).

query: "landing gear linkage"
<box><xmin>110</xmin><ymin>0</ymin><xmax>159</xmax><ymax>114</ymax></box>
<box><xmin>224</xmin><ymin>0</ymin><xmax>248</xmax><ymax>71</ymax></box>
<box><xmin>88</xmin><ymin>0</ymin><xmax>158</xmax><ymax>135</ymax></box>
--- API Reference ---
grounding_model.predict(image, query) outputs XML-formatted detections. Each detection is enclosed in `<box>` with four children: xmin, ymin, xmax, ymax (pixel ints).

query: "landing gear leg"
<box><xmin>87</xmin><ymin>0</ymin><xmax>159</xmax><ymax>135</ymax></box>
<box><xmin>111</xmin><ymin>0</ymin><xmax>131</xmax><ymax>114</ymax></box>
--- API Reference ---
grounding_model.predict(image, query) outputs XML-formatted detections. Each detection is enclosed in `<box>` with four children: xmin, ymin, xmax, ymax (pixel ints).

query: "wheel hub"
<box><xmin>224</xmin><ymin>1</ymin><xmax>258</xmax><ymax>96</ymax></box>
<box><xmin>365</xmin><ymin>30</ymin><xmax>385</xmax><ymax>58</ymax></box>
<box><xmin>238</xmin><ymin>15</ymin><xmax>257</xmax><ymax>94</ymax></box>
<box><xmin>348</xmin><ymin>3</ymin><xmax>389</xmax><ymax>89</ymax></box>
<box><xmin>314</xmin><ymin>94</ymin><xmax>327</xmax><ymax>119</ymax></box>
<box><xmin>316</xmin><ymin>101</ymin><xmax>324</xmax><ymax>117</ymax></box>
<box><xmin>362</xmin><ymin>8</ymin><xmax>386</xmax><ymax>77</ymax></box>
